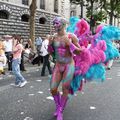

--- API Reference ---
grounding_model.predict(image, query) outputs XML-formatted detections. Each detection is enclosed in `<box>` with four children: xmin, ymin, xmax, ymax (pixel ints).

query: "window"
<box><xmin>40</xmin><ymin>0</ymin><xmax>45</xmax><ymax>9</ymax></box>
<box><xmin>22</xmin><ymin>0</ymin><xmax>29</xmax><ymax>5</ymax></box>
<box><xmin>21</xmin><ymin>14</ymin><xmax>29</xmax><ymax>22</ymax></box>
<box><xmin>0</xmin><ymin>10</ymin><xmax>9</xmax><ymax>19</ymax></box>
<box><xmin>54</xmin><ymin>0</ymin><xmax>58</xmax><ymax>13</ymax></box>
<box><xmin>39</xmin><ymin>17</ymin><xmax>46</xmax><ymax>24</ymax></box>
<box><xmin>70</xmin><ymin>11</ymin><xmax>76</xmax><ymax>17</ymax></box>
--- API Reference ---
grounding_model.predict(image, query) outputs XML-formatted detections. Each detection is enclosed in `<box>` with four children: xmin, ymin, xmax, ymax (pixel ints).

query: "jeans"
<box><xmin>12</xmin><ymin>58</ymin><xmax>25</xmax><ymax>85</ymax></box>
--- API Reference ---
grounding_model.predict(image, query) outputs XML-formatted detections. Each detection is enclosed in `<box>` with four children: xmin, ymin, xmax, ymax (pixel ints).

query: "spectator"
<box><xmin>25</xmin><ymin>39</ymin><xmax>32</xmax><ymax>49</ymax></box>
<box><xmin>107</xmin><ymin>41</ymin><xmax>117</xmax><ymax>70</ymax></box>
<box><xmin>25</xmin><ymin>39</ymin><xmax>35</xmax><ymax>62</ymax></box>
<box><xmin>35</xmin><ymin>37</ymin><xmax>43</xmax><ymax>66</ymax></box>
<box><xmin>0</xmin><ymin>51</ymin><xmax>6</xmax><ymax>75</ymax></box>
<box><xmin>0</xmin><ymin>39</ymin><xmax>5</xmax><ymax>53</ymax></box>
<box><xmin>35</xmin><ymin>37</ymin><xmax>42</xmax><ymax>54</ymax></box>
<box><xmin>0</xmin><ymin>40</ymin><xmax>6</xmax><ymax>74</ymax></box>
<box><xmin>3</xmin><ymin>35</ymin><xmax>13</xmax><ymax>71</ymax></box>
<box><xmin>12</xmin><ymin>35</ymin><xmax>27</xmax><ymax>87</ymax></box>
<box><xmin>40</xmin><ymin>35</ymin><xmax>52</xmax><ymax>76</ymax></box>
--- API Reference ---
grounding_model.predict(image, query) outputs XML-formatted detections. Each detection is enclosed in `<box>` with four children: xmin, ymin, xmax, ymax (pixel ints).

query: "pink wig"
<box><xmin>75</xmin><ymin>19</ymin><xmax>90</xmax><ymax>37</ymax></box>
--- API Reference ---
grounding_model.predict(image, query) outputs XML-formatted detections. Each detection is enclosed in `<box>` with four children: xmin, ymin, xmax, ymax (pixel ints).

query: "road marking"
<box><xmin>20</xmin><ymin>112</ymin><xmax>24</xmax><ymax>115</ymax></box>
<box><xmin>90</xmin><ymin>106</ymin><xmax>96</xmax><ymax>110</ymax></box>
<box><xmin>46</xmin><ymin>96</ymin><xmax>53</xmax><ymax>100</ymax></box>
<box><xmin>28</xmin><ymin>94</ymin><xmax>34</xmax><ymax>96</ymax></box>
<box><xmin>117</xmin><ymin>74</ymin><xmax>120</xmax><ymax>76</ymax></box>
<box><xmin>18</xmin><ymin>99</ymin><xmax>23</xmax><ymax>103</ymax></box>
<box><xmin>38</xmin><ymin>91</ymin><xmax>43</xmax><ymax>94</ymax></box>
<box><xmin>36</xmin><ymin>80</ymin><xmax>42</xmax><ymax>82</ymax></box>
<box><xmin>24</xmin><ymin>117</ymin><xmax>33</xmax><ymax>120</ymax></box>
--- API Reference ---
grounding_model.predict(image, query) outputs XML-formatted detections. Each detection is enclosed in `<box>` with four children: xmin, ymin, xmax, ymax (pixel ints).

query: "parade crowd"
<box><xmin>0</xmin><ymin>34</ymin><xmax>52</xmax><ymax>86</ymax></box>
<box><xmin>0</xmin><ymin>16</ymin><xmax>120</xmax><ymax>120</ymax></box>
<box><xmin>0</xmin><ymin>34</ymin><xmax>120</xmax><ymax>76</ymax></box>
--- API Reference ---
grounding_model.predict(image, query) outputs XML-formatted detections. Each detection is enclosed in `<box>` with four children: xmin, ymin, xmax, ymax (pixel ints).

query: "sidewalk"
<box><xmin>24</xmin><ymin>63</ymin><xmax>42</xmax><ymax>72</ymax></box>
<box><xmin>0</xmin><ymin>63</ymin><xmax>42</xmax><ymax>79</ymax></box>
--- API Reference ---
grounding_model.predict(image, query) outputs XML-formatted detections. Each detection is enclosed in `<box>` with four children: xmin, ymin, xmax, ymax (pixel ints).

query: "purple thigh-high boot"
<box><xmin>53</xmin><ymin>92</ymin><xmax>61</xmax><ymax>117</ymax></box>
<box><xmin>57</xmin><ymin>95</ymin><xmax>68</xmax><ymax>120</ymax></box>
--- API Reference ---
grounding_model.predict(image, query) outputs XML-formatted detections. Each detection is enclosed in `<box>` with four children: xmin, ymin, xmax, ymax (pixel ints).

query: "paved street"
<box><xmin>0</xmin><ymin>60</ymin><xmax>120</xmax><ymax>120</ymax></box>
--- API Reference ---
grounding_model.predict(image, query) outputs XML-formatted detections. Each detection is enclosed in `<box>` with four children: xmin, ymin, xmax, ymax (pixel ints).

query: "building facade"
<box><xmin>70</xmin><ymin>4</ymin><xmax>87</xmax><ymax>19</ymax></box>
<box><xmin>0</xmin><ymin>0</ymin><xmax>70</xmax><ymax>40</ymax></box>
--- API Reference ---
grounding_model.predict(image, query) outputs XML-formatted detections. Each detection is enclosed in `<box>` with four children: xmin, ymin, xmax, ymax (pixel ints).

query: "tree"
<box><xmin>101</xmin><ymin>0</ymin><xmax>120</xmax><ymax>25</ymax></box>
<box><xmin>29</xmin><ymin>0</ymin><xmax>37</xmax><ymax>50</ymax></box>
<box><xmin>85</xmin><ymin>0</ymin><xmax>100</xmax><ymax>33</ymax></box>
<box><xmin>70</xmin><ymin>0</ymin><xmax>101</xmax><ymax>33</ymax></box>
<box><xmin>87</xmin><ymin>9</ymin><xmax>107</xmax><ymax>25</ymax></box>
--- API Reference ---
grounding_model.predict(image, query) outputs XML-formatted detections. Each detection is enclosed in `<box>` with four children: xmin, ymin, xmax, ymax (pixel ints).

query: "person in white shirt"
<box><xmin>107</xmin><ymin>41</ymin><xmax>116</xmax><ymax>70</ymax></box>
<box><xmin>3</xmin><ymin>35</ymin><xmax>13</xmax><ymax>71</ymax></box>
<box><xmin>40</xmin><ymin>35</ymin><xmax>52</xmax><ymax>76</ymax></box>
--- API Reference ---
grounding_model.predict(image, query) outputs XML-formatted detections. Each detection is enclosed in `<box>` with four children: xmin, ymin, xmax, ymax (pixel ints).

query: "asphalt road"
<box><xmin>0</xmin><ymin>60</ymin><xmax>120</xmax><ymax>120</ymax></box>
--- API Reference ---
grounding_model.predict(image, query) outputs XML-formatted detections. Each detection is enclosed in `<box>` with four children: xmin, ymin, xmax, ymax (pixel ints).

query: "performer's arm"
<box><xmin>70</xmin><ymin>34</ymin><xmax>82</xmax><ymax>54</ymax></box>
<box><xmin>48</xmin><ymin>35</ymin><xmax>54</xmax><ymax>53</ymax></box>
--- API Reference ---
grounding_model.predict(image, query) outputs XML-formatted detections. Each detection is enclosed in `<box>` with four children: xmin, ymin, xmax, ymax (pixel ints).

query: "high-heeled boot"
<box><xmin>53</xmin><ymin>93</ymin><xmax>61</xmax><ymax>116</ymax></box>
<box><xmin>57</xmin><ymin>95</ymin><xmax>68</xmax><ymax>120</ymax></box>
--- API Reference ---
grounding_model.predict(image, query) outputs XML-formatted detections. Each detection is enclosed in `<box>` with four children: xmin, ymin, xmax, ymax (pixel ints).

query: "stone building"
<box><xmin>70</xmin><ymin>3</ymin><xmax>87</xmax><ymax>19</ymax></box>
<box><xmin>0</xmin><ymin>0</ymin><xmax>70</xmax><ymax>40</ymax></box>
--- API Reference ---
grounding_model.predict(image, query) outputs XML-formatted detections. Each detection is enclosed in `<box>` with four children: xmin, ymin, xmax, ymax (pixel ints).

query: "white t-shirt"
<box><xmin>40</xmin><ymin>39</ymin><xmax>49</xmax><ymax>56</ymax></box>
<box><xmin>4</xmin><ymin>39</ymin><xmax>13</xmax><ymax>52</ymax></box>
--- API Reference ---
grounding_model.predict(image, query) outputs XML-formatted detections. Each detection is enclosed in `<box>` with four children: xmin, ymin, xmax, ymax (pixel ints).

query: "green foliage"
<box><xmin>87</xmin><ymin>10</ymin><xmax>107</xmax><ymax>26</ymax></box>
<box><xmin>70</xmin><ymin>0</ymin><xmax>120</xmax><ymax>25</ymax></box>
<box><xmin>115</xmin><ymin>1</ymin><xmax>120</xmax><ymax>17</ymax></box>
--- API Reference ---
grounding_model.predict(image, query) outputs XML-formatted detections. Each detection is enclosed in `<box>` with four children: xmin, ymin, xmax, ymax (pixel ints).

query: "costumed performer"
<box><xmin>48</xmin><ymin>17</ymin><xmax>82</xmax><ymax>120</ymax></box>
